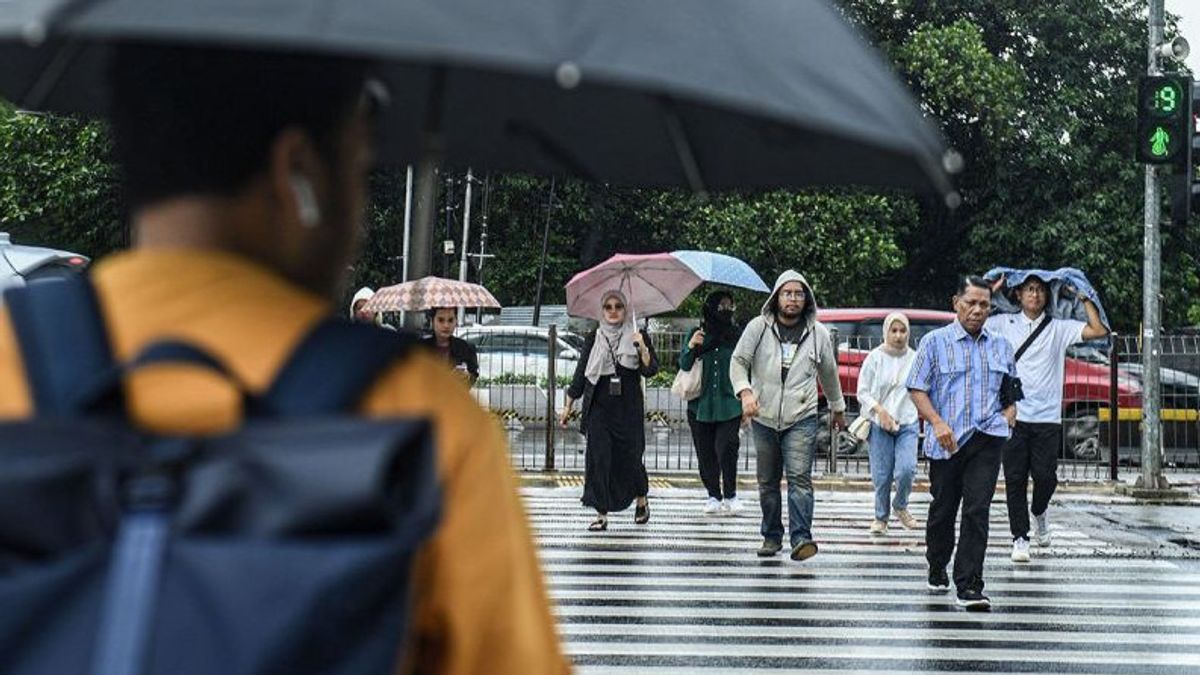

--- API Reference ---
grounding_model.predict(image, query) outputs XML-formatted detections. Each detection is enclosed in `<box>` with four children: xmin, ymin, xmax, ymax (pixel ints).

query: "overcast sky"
<box><xmin>1173</xmin><ymin>0</ymin><xmax>1200</xmax><ymax>71</ymax></box>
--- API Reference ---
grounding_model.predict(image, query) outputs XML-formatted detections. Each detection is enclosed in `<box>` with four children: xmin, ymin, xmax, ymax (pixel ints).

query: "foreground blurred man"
<box><xmin>0</xmin><ymin>43</ymin><xmax>567</xmax><ymax>674</ymax></box>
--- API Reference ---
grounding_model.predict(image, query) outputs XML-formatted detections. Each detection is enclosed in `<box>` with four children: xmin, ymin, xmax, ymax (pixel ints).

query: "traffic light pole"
<box><xmin>1138</xmin><ymin>0</ymin><xmax>1170</xmax><ymax>491</ymax></box>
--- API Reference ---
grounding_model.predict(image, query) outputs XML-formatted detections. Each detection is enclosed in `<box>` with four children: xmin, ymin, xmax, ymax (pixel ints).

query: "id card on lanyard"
<box><xmin>603</xmin><ymin>335</ymin><xmax>624</xmax><ymax>396</ymax></box>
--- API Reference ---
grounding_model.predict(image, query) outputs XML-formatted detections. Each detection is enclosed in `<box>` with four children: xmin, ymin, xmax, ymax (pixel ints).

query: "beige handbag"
<box><xmin>671</xmin><ymin>361</ymin><xmax>704</xmax><ymax>401</ymax></box>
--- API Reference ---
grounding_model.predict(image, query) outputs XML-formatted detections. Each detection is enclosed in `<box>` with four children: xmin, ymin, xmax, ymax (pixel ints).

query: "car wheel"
<box><xmin>1063</xmin><ymin>407</ymin><xmax>1101</xmax><ymax>461</ymax></box>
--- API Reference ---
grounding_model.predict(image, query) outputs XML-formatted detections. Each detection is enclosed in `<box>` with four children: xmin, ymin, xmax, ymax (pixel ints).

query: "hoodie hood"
<box><xmin>760</xmin><ymin>270</ymin><xmax>818</xmax><ymax>327</ymax></box>
<box><xmin>349</xmin><ymin>286</ymin><xmax>376</xmax><ymax>318</ymax></box>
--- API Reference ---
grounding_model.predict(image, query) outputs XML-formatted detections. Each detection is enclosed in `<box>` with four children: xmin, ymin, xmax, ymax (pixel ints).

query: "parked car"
<box><xmin>0</xmin><ymin>232</ymin><xmax>89</xmax><ymax>295</ymax></box>
<box><xmin>813</xmin><ymin>308</ymin><xmax>1144</xmax><ymax>462</ymax></box>
<box><xmin>457</xmin><ymin>325</ymin><xmax>586</xmax><ymax>381</ymax></box>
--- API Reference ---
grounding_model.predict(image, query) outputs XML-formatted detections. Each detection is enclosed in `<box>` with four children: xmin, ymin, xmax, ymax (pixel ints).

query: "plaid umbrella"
<box><xmin>365</xmin><ymin>277</ymin><xmax>501</xmax><ymax>312</ymax></box>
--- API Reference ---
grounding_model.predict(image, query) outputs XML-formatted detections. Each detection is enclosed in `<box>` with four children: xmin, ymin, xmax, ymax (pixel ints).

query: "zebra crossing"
<box><xmin>523</xmin><ymin>487</ymin><xmax>1200</xmax><ymax>673</ymax></box>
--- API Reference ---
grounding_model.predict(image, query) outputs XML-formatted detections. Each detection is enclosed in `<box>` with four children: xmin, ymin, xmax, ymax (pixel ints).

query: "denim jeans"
<box><xmin>867</xmin><ymin>422</ymin><xmax>919</xmax><ymax>521</ymax></box>
<box><xmin>752</xmin><ymin>417</ymin><xmax>818</xmax><ymax>547</ymax></box>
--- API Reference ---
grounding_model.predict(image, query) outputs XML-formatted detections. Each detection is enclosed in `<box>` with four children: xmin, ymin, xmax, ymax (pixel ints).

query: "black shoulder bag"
<box><xmin>1000</xmin><ymin>314</ymin><xmax>1052</xmax><ymax>408</ymax></box>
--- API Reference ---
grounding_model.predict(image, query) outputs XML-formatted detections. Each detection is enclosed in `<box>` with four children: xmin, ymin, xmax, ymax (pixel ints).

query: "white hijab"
<box><xmin>585</xmin><ymin>290</ymin><xmax>642</xmax><ymax>384</ymax></box>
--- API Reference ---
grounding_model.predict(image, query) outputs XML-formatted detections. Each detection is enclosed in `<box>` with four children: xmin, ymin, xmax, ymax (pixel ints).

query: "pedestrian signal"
<box><xmin>1137</xmin><ymin>75</ymin><xmax>1191</xmax><ymax>166</ymax></box>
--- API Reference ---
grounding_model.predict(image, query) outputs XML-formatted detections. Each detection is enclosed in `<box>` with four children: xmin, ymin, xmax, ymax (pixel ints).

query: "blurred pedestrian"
<box><xmin>560</xmin><ymin>290</ymin><xmax>659</xmax><ymax>531</ymax></box>
<box><xmin>0</xmin><ymin>43</ymin><xmax>567</xmax><ymax>672</ymax></box>
<box><xmin>350</xmin><ymin>286</ymin><xmax>376</xmax><ymax>322</ymax></box>
<box><xmin>856</xmin><ymin>312</ymin><xmax>919</xmax><ymax>535</ymax></box>
<box><xmin>986</xmin><ymin>274</ymin><xmax>1108</xmax><ymax>563</ymax></box>
<box><xmin>422</xmin><ymin>307</ymin><xmax>479</xmax><ymax>384</ymax></box>
<box><xmin>730</xmin><ymin>271</ymin><xmax>845</xmax><ymax>561</ymax></box>
<box><xmin>679</xmin><ymin>290</ymin><xmax>744</xmax><ymax>516</ymax></box>
<box><xmin>349</xmin><ymin>286</ymin><xmax>395</xmax><ymax>329</ymax></box>
<box><xmin>907</xmin><ymin>276</ymin><xmax>1016</xmax><ymax>611</ymax></box>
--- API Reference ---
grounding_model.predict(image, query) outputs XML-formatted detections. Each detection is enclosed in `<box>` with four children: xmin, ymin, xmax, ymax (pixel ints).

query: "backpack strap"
<box><xmin>262</xmin><ymin>320</ymin><xmax>420</xmax><ymax>416</ymax></box>
<box><xmin>4</xmin><ymin>275</ymin><xmax>118</xmax><ymax>417</ymax></box>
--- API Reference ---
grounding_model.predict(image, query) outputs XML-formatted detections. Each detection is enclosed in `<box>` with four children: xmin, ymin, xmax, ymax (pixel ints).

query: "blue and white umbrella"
<box><xmin>670</xmin><ymin>250</ymin><xmax>770</xmax><ymax>293</ymax></box>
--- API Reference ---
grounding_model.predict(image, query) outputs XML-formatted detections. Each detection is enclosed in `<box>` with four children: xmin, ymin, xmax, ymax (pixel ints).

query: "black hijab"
<box><xmin>701</xmin><ymin>291</ymin><xmax>740</xmax><ymax>348</ymax></box>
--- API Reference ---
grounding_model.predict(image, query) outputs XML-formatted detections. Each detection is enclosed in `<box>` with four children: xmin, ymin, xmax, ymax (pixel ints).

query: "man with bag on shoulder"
<box><xmin>730</xmin><ymin>271</ymin><xmax>845</xmax><ymax>561</ymax></box>
<box><xmin>908</xmin><ymin>276</ymin><xmax>1016</xmax><ymax>611</ymax></box>
<box><xmin>678</xmin><ymin>291</ymin><xmax>744</xmax><ymax>516</ymax></box>
<box><xmin>985</xmin><ymin>273</ymin><xmax>1108</xmax><ymax>563</ymax></box>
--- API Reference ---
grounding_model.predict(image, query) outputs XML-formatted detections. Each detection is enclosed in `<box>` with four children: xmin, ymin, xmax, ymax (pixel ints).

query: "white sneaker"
<box><xmin>1011</xmin><ymin>537</ymin><xmax>1031</xmax><ymax>563</ymax></box>
<box><xmin>703</xmin><ymin>497</ymin><xmax>722</xmax><ymax>515</ymax></box>
<box><xmin>869</xmin><ymin>519</ymin><xmax>888</xmax><ymax>535</ymax></box>
<box><xmin>723</xmin><ymin>496</ymin><xmax>743</xmax><ymax>515</ymax></box>
<box><xmin>1034</xmin><ymin>513</ymin><xmax>1051</xmax><ymax>547</ymax></box>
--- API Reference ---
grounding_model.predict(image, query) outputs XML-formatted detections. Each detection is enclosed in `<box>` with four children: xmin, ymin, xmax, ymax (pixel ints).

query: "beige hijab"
<box><xmin>584</xmin><ymin>290</ymin><xmax>641</xmax><ymax>384</ymax></box>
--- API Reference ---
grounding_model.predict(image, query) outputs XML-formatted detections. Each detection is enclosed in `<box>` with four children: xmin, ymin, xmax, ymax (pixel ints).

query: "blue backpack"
<box><xmin>0</xmin><ymin>276</ymin><xmax>441</xmax><ymax>675</ymax></box>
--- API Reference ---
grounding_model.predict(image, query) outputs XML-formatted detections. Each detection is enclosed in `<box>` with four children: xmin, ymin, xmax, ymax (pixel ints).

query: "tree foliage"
<box><xmin>1</xmin><ymin>1</ymin><xmax>1191</xmax><ymax>331</ymax></box>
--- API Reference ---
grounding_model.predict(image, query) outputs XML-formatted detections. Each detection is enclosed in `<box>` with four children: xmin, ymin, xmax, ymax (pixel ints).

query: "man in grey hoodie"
<box><xmin>730</xmin><ymin>270</ymin><xmax>846</xmax><ymax>560</ymax></box>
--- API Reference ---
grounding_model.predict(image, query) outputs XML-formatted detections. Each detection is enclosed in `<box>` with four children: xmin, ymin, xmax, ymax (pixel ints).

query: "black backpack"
<box><xmin>0</xmin><ymin>275</ymin><xmax>441</xmax><ymax>675</ymax></box>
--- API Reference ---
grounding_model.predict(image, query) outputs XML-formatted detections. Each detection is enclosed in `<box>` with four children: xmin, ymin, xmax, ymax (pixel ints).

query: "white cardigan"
<box><xmin>855</xmin><ymin>347</ymin><xmax>918</xmax><ymax>426</ymax></box>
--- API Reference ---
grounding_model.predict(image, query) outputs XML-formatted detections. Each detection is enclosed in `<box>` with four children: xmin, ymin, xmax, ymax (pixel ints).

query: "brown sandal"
<box><xmin>588</xmin><ymin>516</ymin><xmax>608</xmax><ymax>531</ymax></box>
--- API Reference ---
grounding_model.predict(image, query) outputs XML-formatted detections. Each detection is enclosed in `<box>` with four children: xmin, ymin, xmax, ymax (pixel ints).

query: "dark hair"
<box><xmin>956</xmin><ymin>275</ymin><xmax>992</xmax><ymax>297</ymax></box>
<box><xmin>109</xmin><ymin>42</ymin><xmax>371</xmax><ymax>209</ymax></box>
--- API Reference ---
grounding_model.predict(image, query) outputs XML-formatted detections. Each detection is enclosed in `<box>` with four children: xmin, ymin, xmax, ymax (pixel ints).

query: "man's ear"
<box><xmin>269</xmin><ymin>128</ymin><xmax>326</xmax><ymax>229</ymax></box>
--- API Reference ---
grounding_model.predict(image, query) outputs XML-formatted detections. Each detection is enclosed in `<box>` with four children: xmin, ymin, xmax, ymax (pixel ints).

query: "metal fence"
<box><xmin>471</xmin><ymin>327</ymin><xmax>1200</xmax><ymax>481</ymax></box>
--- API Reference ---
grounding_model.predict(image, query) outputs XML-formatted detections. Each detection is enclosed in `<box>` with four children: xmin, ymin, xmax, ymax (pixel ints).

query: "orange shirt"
<box><xmin>0</xmin><ymin>249</ymin><xmax>569</xmax><ymax>675</ymax></box>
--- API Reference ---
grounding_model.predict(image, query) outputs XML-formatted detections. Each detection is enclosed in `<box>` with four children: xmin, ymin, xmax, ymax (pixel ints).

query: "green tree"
<box><xmin>0</xmin><ymin>104</ymin><xmax>125</xmax><ymax>255</ymax></box>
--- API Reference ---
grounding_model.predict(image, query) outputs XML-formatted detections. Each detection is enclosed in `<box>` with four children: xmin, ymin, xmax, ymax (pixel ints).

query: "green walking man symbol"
<box><xmin>1151</xmin><ymin>127</ymin><xmax>1171</xmax><ymax>157</ymax></box>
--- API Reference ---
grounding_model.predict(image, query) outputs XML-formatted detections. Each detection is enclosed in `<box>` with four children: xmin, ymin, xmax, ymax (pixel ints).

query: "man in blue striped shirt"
<box><xmin>907</xmin><ymin>276</ymin><xmax>1016</xmax><ymax>610</ymax></box>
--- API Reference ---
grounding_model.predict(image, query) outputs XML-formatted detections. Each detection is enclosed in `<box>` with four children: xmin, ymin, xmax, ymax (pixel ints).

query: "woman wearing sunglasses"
<box><xmin>560</xmin><ymin>290</ymin><xmax>659</xmax><ymax>531</ymax></box>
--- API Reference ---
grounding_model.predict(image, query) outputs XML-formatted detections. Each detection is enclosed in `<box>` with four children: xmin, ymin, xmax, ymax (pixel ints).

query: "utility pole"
<box><xmin>475</xmin><ymin>175</ymin><xmax>492</xmax><ymax>324</ymax></box>
<box><xmin>1138</xmin><ymin>0</ymin><xmax>1169</xmax><ymax>491</ymax></box>
<box><xmin>532</xmin><ymin>177</ymin><xmax>556</xmax><ymax>328</ymax></box>
<box><xmin>400</xmin><ymin>165</ymin><xmax>414</xmax><ymax>326</ymax></box>
<box><xmin>406</xmin><ymin>163</ymin><xmax>438</xmax><ymax>329</ymax></box>
<box><xmin>457</xmin><ymin>169</ymin><xmax>474</xmax><ymax>326</ymax></box>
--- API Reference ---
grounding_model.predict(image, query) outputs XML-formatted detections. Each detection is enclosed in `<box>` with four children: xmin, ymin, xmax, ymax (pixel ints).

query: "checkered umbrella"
<box><xmin>364</xmin><ymin>276</ymin><xmax>501</xmax><ymax>312</ymax></box>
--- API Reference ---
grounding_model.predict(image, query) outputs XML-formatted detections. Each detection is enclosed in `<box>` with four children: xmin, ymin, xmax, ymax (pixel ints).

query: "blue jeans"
<box><xmin>753</xmin><ymin>417</ymin><xmax>818</xmax><ymax>547</ymax></box>
<box><xmin>867</xmin><ymin>422</ymin><xmax>918</xmax><ymax>521</ymax></box>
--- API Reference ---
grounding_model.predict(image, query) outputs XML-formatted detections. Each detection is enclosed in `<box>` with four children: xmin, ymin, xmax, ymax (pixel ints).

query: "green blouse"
<box><xmin>677</xmin><ymin>327</ymin><xmax>742</xmax><ymax>423</ymax></box>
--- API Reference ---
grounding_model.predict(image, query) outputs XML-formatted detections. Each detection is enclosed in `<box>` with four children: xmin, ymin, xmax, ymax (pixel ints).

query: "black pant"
<box><xmin>1003</xmin><ymin>421</ymin><xmax>1060</xmax><ymax>539</ymax></box>
<box><xmin>687</xmin><ymin>412</ymin><xmax>741</xmax><ymax>499</ymax></box>
<box><xmin>926</xmin><ymin>433</ymin><xmax>1004</xmax><ymax>591</ymax></box>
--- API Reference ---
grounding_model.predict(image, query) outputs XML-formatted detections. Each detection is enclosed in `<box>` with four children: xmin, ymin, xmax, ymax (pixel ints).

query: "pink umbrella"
<box><xmin>565</xmin><ymin>253</ymin><xmax>702</xmax><ymax>321</ymax></box>
<box><xmin>365</xmin><ymin>276</ymin><xmax>501</xmax><ymax>312</ymax></box>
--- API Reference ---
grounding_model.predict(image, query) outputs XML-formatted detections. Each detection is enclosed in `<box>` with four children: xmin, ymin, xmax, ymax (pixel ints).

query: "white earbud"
<box><xmin>289</xmin><ymin>174</ymin><xmax>321</xmax><ymax>228</ymax></box>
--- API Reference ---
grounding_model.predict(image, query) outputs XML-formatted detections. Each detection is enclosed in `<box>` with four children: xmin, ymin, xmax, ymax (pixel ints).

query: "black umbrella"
<box><xmin>1</xmin><ymin>0</ymin><xmax>959</xmax><ymax>201</ymax></box>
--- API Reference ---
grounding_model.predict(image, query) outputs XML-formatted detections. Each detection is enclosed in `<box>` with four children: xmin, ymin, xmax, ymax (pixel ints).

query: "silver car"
<box><xmin>0</xmin><ymin>232</ymin><xmax>89</xmax><ymax>295</ymax></box>
<box><xmin>458</xmin><ymin>326</ymin><xmax>584</xmax><ymax>382</ymax></box>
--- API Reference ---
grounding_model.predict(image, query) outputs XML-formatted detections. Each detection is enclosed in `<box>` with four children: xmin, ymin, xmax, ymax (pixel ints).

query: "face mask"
<box><xmin>717</xmin><ymin>309</ymin><xmax>735</xmax><ymax>321</ymax></box>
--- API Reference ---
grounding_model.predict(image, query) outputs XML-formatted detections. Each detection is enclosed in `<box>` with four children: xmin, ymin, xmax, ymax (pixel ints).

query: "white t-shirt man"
<box><xmin>984</xmin><ymin>313</ymin><xmax>1086</xmax><ymax>424</ymax></box>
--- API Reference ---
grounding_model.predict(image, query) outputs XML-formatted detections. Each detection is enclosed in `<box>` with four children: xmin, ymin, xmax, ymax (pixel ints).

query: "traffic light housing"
<box><xmin>1167</xmin><ymin>78</ymin><xmax>1200</xmax><ymax>225</ymax></box>
<box><xmin>1137</xmin><ymin>75</ymin><xmax>1191</xmax><ymax>167</ymax></box>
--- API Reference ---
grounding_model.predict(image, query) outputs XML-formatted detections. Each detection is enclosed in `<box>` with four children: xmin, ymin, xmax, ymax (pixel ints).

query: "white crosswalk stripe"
<box><xmin>523</xmin><ymin>487</ymin><xmax>1200</xmax><ymax>674</ymax></box>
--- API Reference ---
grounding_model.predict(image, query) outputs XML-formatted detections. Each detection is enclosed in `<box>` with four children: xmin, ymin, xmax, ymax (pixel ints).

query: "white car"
<box><xmin>0</xmin><ymin>232</ymin><xmax>89</xmax><ymax>295</ymax></box>
<box><xmin>458</xmin><ymin>326</ymin><xmax>585</xmax><ymax>382</ymax></box>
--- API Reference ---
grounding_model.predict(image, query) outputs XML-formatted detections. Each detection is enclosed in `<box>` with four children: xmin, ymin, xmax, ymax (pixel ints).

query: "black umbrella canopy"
<box><xmin>0</xmin><ymin>0</ymin><xmax>959</xmax><ymax>203</ymax></box>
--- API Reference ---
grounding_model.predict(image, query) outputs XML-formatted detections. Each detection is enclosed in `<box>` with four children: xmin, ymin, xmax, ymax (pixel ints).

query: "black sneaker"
<box><xmin>756</xmin><ymin>539</ymin><xmax>782</xmax><ymax>557</ymax></box>
<box><xmin>927</xmin><ymin>567</ymin><xmax>950</xmax><ymax>593</ymax></box>
<box><xmin>955</xmin><ymin>586</ymin><xmax>991</xmax><ymax>611</ymax></box>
